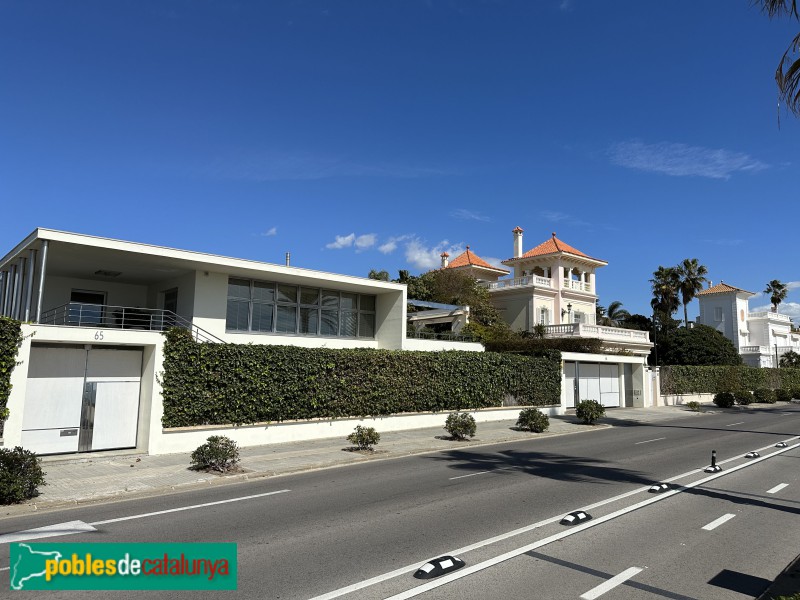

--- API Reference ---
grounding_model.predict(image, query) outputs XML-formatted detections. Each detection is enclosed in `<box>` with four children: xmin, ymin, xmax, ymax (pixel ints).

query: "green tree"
<box><xmin>597</xmin><ymin>301</ymin><xmax>629</xmax><ymax>327</ymax></box>
<box><xmin>368</xmin><ymin>269</ymin><xmax>390</xmax><ymax>281</ymax></box>
<box><xmin>620</xmin><ymin>313</ymin><xmax>653</xmax><ymax>331</ymax></box>
<box><xmin>757</xmin><ymin>0</ymin><xmax>800</xmax><ymax>117</ymax></box>
<box><xmin>780</xmin><ymin>349</ymin><xmax>800</xmax><ymax>367</ymax></box>
<box><xmin>650</xmin><ymin>266</ymin><xmax>681</xmax><ymax>318</ymax></box>
<box><xmin>676</xmin><ymin>258</ymin><xmax>708</xmax><ymax>328</ymax></box>
<box><xmin>764</xmin><ymin>279</ymin><xmax>788</xmax><ymax>312</ymax></box>
<box><xmin>658</xmin><ymin>324</ymin><xmax>742</xmax><ymax>366</ymax></box>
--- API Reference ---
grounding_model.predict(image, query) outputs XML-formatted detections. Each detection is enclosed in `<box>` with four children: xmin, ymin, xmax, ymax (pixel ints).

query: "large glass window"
<box><xmin>226</xmin><ymin>278</ymin><xmax>376</xmax><ymax>338</ymax></box>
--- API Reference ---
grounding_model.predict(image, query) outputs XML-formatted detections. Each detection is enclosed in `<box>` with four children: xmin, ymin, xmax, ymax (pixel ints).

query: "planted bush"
<box><xmin>516</xmin><ymin>408</ymin><xmax>550</xmax><ymax>433</ymax></box>
<box><xmin>347</xmin><ymin>425</ymin><xmax>380</xmax><ymax>451</ymax></box>
<box><xmin>753</xmin><ymin>388</ymin><xmax>777</xmax><ymax>404</ymax></box>
<box><xmin>712</xmin><ymin>392</ymin><xmax>735</xmax><ymax>408</ymax></box>
<box><xmin>734</xmin><ymin>389</ymin><xmax>753</xmax><ymax>405</ymax></box>
<box><xmin>792</xmin><ymin>387</ymin><xmax>800</xmax><ymax>400</ymax></box>
<box><xmin>0</xmin><ymin>446</ymin><xmax>46</xmax><ymax>504</ymax></box>
<box><xmin>775</xmin><ymin>389</ymin><xmax>793</xmax><ymax>402</ymax></box>
<box><xmin>445</xmin><ymin>412</ymin><xmax>477</xmax><ymax>440</ymax></box>
<box><xmin>685</xmin><ymin>401</ymin><xmax>701</xmax><ymax>412</ymax></box>
<box><xmin>576</xmin><ymin>400</ymin><xmax>605</xmax><ymax>425</ymax></box>
<box><xmin>190</xmin><ymin>436</ymin><xmax>240</xmax><ymax>473</ymax></box>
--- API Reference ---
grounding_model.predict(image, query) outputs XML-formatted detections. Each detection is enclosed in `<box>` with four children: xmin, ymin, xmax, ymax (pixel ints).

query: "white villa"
<box><xmin>695</xmin><ymin>281</ymin><xmax>800</xmax><ymax>367</ymax></box>
<box><xmin>442</xmin><ymin>227</ymin><xmax>654</xmax><ymax>409</ymax></box>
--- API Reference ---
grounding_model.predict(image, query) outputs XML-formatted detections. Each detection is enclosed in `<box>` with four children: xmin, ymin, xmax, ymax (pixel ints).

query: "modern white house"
<box><xmin>0</xmin><ymin>228</ymin><xmax>485</xmax><ymax>457</ymax></box>
<box><xmin>443</xmin><ymin>227</ymin><xmax>655</xmax><ymax>410</ymax></box>
<box><xmin>695</xmin><ymin>281</ymin><xmax>800</xmax><ymax>367</ymax></box>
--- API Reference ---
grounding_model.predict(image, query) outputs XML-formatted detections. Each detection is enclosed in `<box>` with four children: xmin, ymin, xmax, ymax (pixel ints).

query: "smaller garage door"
<box><xmin>574</xmin><ymin>363</ymin><xmax>620</xmax><ymax>408</ymax></box>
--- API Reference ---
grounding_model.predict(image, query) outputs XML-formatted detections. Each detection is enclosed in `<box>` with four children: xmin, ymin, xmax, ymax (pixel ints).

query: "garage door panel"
<box><xmin>86</xmin><ymin>349</ymin><xmax>142</xmax><ymax>381</ymax></box>
<box><xmin>22</xmin><ymin>378</ymin><xmax>84</xmax><ymax>430</ymax></box>
<box><xmin>91</xmin><ymin>382</ymin><xmax>140</xmax><ymax>450</ymax></box>
<box><xmin>20</xmin><ymin>428</ymin><xmax>79</xmax><ymax>454</ymax></box>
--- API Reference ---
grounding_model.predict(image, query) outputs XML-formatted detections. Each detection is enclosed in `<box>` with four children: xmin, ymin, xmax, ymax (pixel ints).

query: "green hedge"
<box><xmin>0</xmin><ymin>317</ymin><xmax>23</xmax><ymax>421</ymax></box>
<box><xmin>661</xmin><ymin>365</ymin><xmax>800</xmax><ymax>395</ymax></box>
<box><xmin>161</xmin><ymin>329</ymin><xmax>562</xmax><ymax>427</ymax></box>
<box><xmin>484</xmin><ymin>337</ymin><xmax>603</xmax><ymax>355</ymax></box>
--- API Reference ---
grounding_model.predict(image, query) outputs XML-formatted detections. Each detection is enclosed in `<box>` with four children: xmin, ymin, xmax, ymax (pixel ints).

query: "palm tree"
<box><xmin>605</xmin><ymin>301</ymin><xmax>630</xmax><ymax>327</ymax></box>
<box><xmin>650</xmin><ymin>266</ymin><xmax>681</xmax><ymax>317</ymax></box>
<box><xmin>764</xmin><ymin>279</ymin><xmax>788</xmax><ymax>312</ymax></box>
<box><xmin>677</xmin><ymin>258</ymin><xmax>708</xmax><ymax>328</ymax></box>
<box><xmin>757</xmin><ymin>1</ymin><xmax>800</xmax><ymax>117</ymax></box>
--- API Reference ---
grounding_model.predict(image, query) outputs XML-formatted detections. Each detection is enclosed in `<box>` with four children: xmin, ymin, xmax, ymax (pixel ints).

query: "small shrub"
<box><xmin>0</xmin><ymin>446</ymin><xmax>46</xmax><ymax>504</ymax></box>
<box><xmin>685</xmin><ymin>401</ymin><xmax>701</xmax><ymax>412</ymax></box>
<box><xmin>712</xmin><ymin>392</ymin><xmax>735</xmax><ymax>408</ymax></box>
<box><xmin>445</xmin><ymin>412</ymin><xmax>477</xmax><ymax>440</ymax></box>
<box><xmin>347</xmin><ymin>425</ymin><xmax>380</xmax><ymax>451</ymax></box>
<box><xmin>516</xmin><ymin>408</ymin><xmax>550</xmax><ymax>433</ymax></box>
<box><xmin>734</xmin><ymin>389</ymin><xmax>753</xmax><ymax>405</ymax></box>
<box><xmin>753</xmin><ymin>388</ymin><xmax>777</xmax><ymax>404</ymax></box>
<box><xmin>576</xmin><ymin>400</ymin><xmax>605</xmax><ymax>425</ymax></box>
<box><xmin>775</xmin><ymin>389</ymin><xmax>793</xmax><ymax>402</ymax></box>
<box><xmin>190</xmin><ymin>436</ymin><xmax>240</xmax><ymax>473</ymax></box>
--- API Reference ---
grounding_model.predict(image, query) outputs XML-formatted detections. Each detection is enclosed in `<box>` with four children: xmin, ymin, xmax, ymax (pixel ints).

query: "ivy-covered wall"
<box><xmin>0</xmin><ymin>317</ymin><xmax>23</xmax><ymax>421</ymax></box>
<box><xmin>660</xmin><ymin>365</ymin><xmax>800</xmax><ymax>395</ymax></box>
<box><xmin>161</xmin><ymin>328</ymin><xmax>562</xmax><ymax>427</ymax></box>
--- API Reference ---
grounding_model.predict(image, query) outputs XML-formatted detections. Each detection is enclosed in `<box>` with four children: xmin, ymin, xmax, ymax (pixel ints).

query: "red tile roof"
<box><xmin>696</xmin><ymin>282</ymin><xmax>754</xmax><ymax>296</ymax></box>
<box><xmin>510</xmin><ymin>233</ymin><xmax>603</xmax><ymax>262</ymax></box>
<box><xmin>447</xmin><ymin>246</ymin><xmax>509</xmax><ymax>273</ymax></box>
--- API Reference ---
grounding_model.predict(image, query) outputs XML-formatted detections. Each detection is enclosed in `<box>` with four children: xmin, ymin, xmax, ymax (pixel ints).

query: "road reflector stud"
<box><xmin>745</xmin><ymin>451</ymin><xmax>760</xmax><ymax>458</ymax></box>
<box><xmin>413</xmin><ymin>556</ymin><xmax>465</xmax><ymax>579</ymax></box>
<box><xmin>560</xmin><ymin>511</ymin><xmax>591</xmax><ymax>526</ymax></box>
<box><xmin>776</xmin><ymin>442</ymin><xmax>788</xmax><ymax>448</ymax></box>
<box><xmin>704</xmin><ymin>465</ymin><xmax>722</xmax><ymax>473</ymax></box>
<box><xmin>649</xmin><ymin>483</ymin><xmax>670</xmax><ymax>493</ymax></box>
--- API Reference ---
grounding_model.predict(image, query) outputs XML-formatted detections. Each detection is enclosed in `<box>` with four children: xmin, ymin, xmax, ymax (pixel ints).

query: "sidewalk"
<box><xmin>17</xmin><ymin>406</ymin><xmax>689</xmax><ymax>510</ymax></box>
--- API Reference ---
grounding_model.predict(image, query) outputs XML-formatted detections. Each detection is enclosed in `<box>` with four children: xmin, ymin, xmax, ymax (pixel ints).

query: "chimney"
<box><xmin>708</xmin><ymin>280</ymin><xmax>713</xmax><ymax>288</ymax></box>
<box><xmin>513</xmin><ymin>226</ymin><xmax>524</xmax><ymax>258</ymax></box>
<box><xmin>440</xmin><ymin>252</ymin><xmax>450</xmax><ymax>268</ymax></box>
<box><xmin>285</xmin><ymin>252</ymin><xmax>291</xmax><ymax>267</ymax></box>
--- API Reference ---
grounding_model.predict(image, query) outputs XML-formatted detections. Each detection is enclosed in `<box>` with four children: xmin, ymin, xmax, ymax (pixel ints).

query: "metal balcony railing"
<box><xmin>39</xmin><ymin>303</ymin><xmax>224</xmax><ymax>343</ymax></box>
<box><xmin>406</xmin><ymin>330</ymin><xmax>475</xmax><ymax>342</ymax></box>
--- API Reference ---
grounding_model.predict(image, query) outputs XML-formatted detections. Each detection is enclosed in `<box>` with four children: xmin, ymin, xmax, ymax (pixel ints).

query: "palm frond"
<box><xmin>776</xmin><ymin>32</ymin><xmax>800</xmax><ymax>115</ymax></box>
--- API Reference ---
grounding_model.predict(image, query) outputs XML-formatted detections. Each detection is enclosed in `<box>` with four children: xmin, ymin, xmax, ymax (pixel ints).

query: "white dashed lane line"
<box><xmin>725</xmin><ymin>422</ymin><xmax>745</xmax><ymax>427</ymax></box>
<box><xmin>767</xmin><ymin>483</ymin><xmax>789</xmax><ymax>494</ymax></box>
<box><xmin>580</xmin><ymin>567</ymin><xmax>644</xmax><ymax>600</ymax></box>
<box><xmin>701</xmin><ymin>513</ymin><xmax>736</xmax><ymax>531</ymax></box>
<box><xmin>634</xmin><ymin>437</ymin><xmax>666</xmax><ymax>445</ymax></box>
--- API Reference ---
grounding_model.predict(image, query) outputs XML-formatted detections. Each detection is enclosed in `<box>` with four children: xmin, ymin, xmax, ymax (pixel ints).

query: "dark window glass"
<box><xmin>321</xmin><ymin>290</ymin><xmax>339</xmax><ymax>307</ymax></box>
<box><xmin>300</xmin><ymin>287</ymin><xmax>320</xmax><ymax>306</ymax></box>
<box><xmin>251</xmin><ymin>303</ymin><xmax>274</xmax><ymax>332</ymax></box>
<box><xmin>276</xmin><ymin>305</ymin><xmax>297</xmax><ymax>333</ymax></box>
<box><xmin>340</xmin><ymin>312</ymin><xmax>358</xmax><ymax>337</ymax></box>
<box><xmin>321</xmin><ymin>310</ymin><xmax>338</xmax><ymax>335</ymax></box>
<box><xmin>226</xmin><ymin>299</ymin><xmax>250</xmax><ymax>331</ymax></box>
<box><xmin>360</xmin><ymin>295</ymin><xmax>376</xmax><ymax>312</ymax></box>
<box><xmin>341</xmin><ymin>292</ymin><xmax>357</xmax><ymax>310</ymax></box>
<box><xmin>277</xmin><ymin>284</ymin><xmax>297</xmax><ymax>303</ymax></box>
<box><xmin>228</xmin><ymin>279</ymin><xmax>251</xmax><ymax>300</ymax></box>
<box><xmin>359</xmin><ymin>313</ymin><xmax>375</xmax><ymax>338</ymax></box>
<box><xmin>300</xmin><ymin>307</ymin><xmax>319</xmax><ymax>334</ymax></box>
<box><xmin>252</xmin><ymin>281</ymin><xmax>275</xmax><ymax>303</ymax></box>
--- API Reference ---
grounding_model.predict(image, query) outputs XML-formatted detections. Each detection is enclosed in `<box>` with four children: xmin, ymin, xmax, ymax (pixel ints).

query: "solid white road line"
<box><xmin>0</xmin><ymin>520</ymin><xmax>97</xmax><ymax>545</ymax></box>
<box><xmin>767</xmin><ymin>483</ymin><xmax>789</xmax><ymax>494</ymax></box>
<box><xmin>634</xmin><ymin>437</ymin><xmax>666</xmax><ymax>445</ymax></box>
<box><xmin>379</xmin><ymin>443</ymin><xmax>800</xmax><ymax>600</ymax></box>
<box><xmin>89</xmin><ymin>489</ymin><xmax>290</xmax><ymax>526</ymax></box>
<box><xmin>580</xmin><ymin>567</ymin><xmax>644</xmax><ymax>600</ymax></box>
<box><xmin>725</xmin><ymin>422</ymin><xmax>745</xmax><ymax>427</ymax></box>
<box><xmin>702</xmin><ymin>513</ymin><xmax>736</xmax><ymax>531</ymax></box>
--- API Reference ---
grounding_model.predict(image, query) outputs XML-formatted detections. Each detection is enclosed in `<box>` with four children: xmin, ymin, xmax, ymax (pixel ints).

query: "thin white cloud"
<box><xmin>609</xmin><ymin>140</ymin><xmax>769</xmax><ymax>180</ymax></box>
<box><xmin>559</xmin><ymin>0</ymin><xmax>573</xmax><ymax>11</ymax></box>
<box><xmin>325</xmin><ymin>233</ymin><xmax>356</xmax><ymax>249</ymax></box>
<box><xmin>378</xmin><ymin>234</ymin><xmax>412</xmax><ymax>254</ymax></box>
<box><xmin>355</xmin><ymin>234</ymin><xmax>376</xmax><ymax>250</ymax></box>
<box><xmin>261</xmin><ymin>227</ymin><xmax>278</xmax><ymax>237</ymax></box>
<box><xmin>751</xmin><ymin>301</ymin><xmax>800</xmax><ymax>322</ymax></box>
<box><xmin>405</xmin><ymin>238</ymin><xmax>464</xmax><ymax>270</ymax></box>
<box><xmin>787</xmin><ymin>281</ymin><xmax>800</xmax><ymax>290</ymax></box>
<box><xmin>483</xmin><ymin>256</ymin><xmax>507</xmax><ymax>270</ymax></box>
<box><xmin>451</xmin><ymin>209</ymin><xmax>490</xmax><ymax>222</ymax></box>
<box><xmin>541</xmin><ymin>211</ymin><xmax>570</xmax><ymax>222</ymax></box>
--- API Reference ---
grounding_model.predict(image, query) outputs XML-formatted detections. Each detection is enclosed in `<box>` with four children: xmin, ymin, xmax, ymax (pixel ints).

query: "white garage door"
<box><xmin>575</xmin><ymin>363</ymin><xmax>620</xmax><ymax>408</ymax></box>
<box><xmin>22</xmin><ymin>345</ymin><xmax>142</xmax><ymax>455</ymax></box>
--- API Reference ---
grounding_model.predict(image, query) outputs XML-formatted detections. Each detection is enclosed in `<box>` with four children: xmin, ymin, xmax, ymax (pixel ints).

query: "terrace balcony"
<box><xmin>541</xmin><ymin>322</ymin><xmax>652</xmax><ymax>355</ymax></box>
<box><xmin>748</xmin><ymin>311</ymin><xmax>792</xmax><ymax>322</ymax></box>
<box><xmin>480</xmin><ymin>275</ymin><xmax>593</xmax><ymax>294</ymax></box>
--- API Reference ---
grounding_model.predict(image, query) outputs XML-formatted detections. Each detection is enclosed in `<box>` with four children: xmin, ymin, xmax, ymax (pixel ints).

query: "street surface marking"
<box><xmin>90</xmin><ymin>489</ymin><xmax>290</xmax><ymax>526</ymax></box>
<box><xmin>580</xmin><ymin>567</ymin><xmax>643</xmax><ymax>600</ymax></box>
<box><xmin>449</xmin><ymin>471</ymin><xmax>490</xmax><ymax>480</ymax></box>
<box><xmin>725</xmin><ymin>422</ymin><xmax>745</xmax><ymax>427</ymax></box>
<box><xmin>634</xmin><ymin>437</ymin><xmax>666</xmax><ymax>445</ymax></box>
<box><xmin>379</xmin><ymin>443</ymin><xmax>800</xmax><ymax>600</ymax></box>
<box><xmin>311</xmin><ymin>437</ymin><xmax>800</xmax><ymax>600</ymax></box>
<box><xmin>0</xmin><ymin>520</ymin><xmax>96</xmax><ymax>545</ymax></box>
<box><xmin>702</xmin><ymin>513</ymin><xmax>736</xmax><ymax>531</ymax></box>
<box><xmin>767</xmin><ymin>483</ymin><xmax>789</xmax><ymax>494</ymax></box>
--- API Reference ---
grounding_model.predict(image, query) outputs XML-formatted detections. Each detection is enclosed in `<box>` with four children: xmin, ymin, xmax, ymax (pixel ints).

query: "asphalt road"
<box><xmin>1</xmin><ymin>405</ymin><xmax>798</xmax><ymax>599</ymax></box>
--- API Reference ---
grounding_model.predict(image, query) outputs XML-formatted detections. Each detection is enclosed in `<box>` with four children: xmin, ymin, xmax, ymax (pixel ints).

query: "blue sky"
<box><xmin>1</xmin><ymin>1</ymin><xmax>798</xmax><ymax>321</ymax></box>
